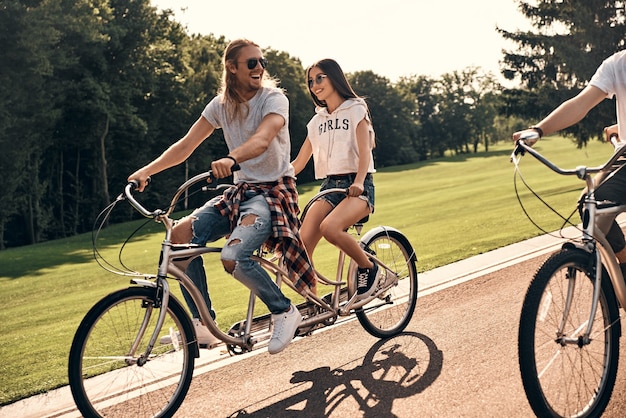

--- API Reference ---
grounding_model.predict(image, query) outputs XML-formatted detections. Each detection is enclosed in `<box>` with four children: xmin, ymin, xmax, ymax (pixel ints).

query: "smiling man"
<box><xmin>128</xmin><ymin>38</ymin><xmax>315</xmax><ymax>354</ymax></box>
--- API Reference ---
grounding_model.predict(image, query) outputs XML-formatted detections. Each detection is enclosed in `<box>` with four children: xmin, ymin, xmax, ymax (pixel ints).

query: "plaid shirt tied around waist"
<box><xmin>214</xmin><ymin>177</ymin><xmax>316</xmax><ymax>293</ymax></box>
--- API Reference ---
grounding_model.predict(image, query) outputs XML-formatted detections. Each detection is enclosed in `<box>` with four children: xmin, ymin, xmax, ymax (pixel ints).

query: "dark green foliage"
<box><xmin>0</xmin><ymin>1</ymin><xmax>509</xmax><ymax>249</ymax></box>
<box><xmin>499</xmin><ymin>0</ymin><xmax>626</xmax><ymax>145</ymax></box>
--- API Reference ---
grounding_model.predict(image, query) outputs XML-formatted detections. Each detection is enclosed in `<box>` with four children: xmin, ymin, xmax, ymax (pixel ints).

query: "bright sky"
<box><xmin>152</xmin><ymin>0</ymin><xmax>531</xmax><ymax>85</ymax></box>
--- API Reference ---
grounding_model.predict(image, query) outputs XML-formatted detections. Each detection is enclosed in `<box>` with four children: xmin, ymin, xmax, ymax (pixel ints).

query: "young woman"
<box><xmin>292</xmin><ymin>58</ymin><xmax>380</xmax><ymax>298</ymax></box>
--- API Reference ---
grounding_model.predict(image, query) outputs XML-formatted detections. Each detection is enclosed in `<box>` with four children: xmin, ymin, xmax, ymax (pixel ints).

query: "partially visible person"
<box><xmin>512</xmin><ymin>50</ymin><xmax>626</xmax><ymax>273</ymax></box>
<box><xmin>291</xmin><ymin>58</ymin><xmax>380</xmax><ymax>297</ymax></box>
<box><xmin>128</xmin><ymin>38</ymin><xmax>315</xmax><ymax>354</ymax></box>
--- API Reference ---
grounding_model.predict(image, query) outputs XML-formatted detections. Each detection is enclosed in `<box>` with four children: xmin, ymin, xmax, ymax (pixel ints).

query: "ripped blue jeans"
<box><xmin>180</xmin><ymin>191</ymin><xmax>291</xmax><ymax>319</ymax></box>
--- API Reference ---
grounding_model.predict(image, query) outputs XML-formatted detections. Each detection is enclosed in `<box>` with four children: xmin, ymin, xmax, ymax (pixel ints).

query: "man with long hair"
<box><xmin>129</xmin><ymin>39</ymin><xmax>315</xmax><ymax>354</ymax></box>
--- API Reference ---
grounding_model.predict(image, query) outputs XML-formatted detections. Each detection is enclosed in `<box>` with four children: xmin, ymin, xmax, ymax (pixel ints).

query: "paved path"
<box><xmin>0</xmin><ymin>224</ymin><xmax>621</xmax><ymax>417</ymax></box>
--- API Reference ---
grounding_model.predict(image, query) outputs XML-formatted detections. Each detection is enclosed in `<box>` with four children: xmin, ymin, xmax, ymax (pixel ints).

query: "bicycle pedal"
<box><xmin>295</xmin><ymin>323</ymin><xmax>321</xmax><ymax>337</ymax></box>
<box><xmin>227</xmin><ymin>313</ymin><xmax>273</xmax><ymax>337</ymax></box>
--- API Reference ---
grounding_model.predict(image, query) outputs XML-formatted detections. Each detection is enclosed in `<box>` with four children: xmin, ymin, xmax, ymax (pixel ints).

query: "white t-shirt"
<box><xmin>202</xmin><ymin>87</ymin><xmax>295</xmax><ymax>183</ymax></box>
<box><xmin>590</xmin><ymin>50</ymin><xmax>626</xmax><ymax>139</ymax></box>
<box><xmin>305</xmin><ymin>98</ymin><xmax>376</xmax><ymax>179</ymax></box>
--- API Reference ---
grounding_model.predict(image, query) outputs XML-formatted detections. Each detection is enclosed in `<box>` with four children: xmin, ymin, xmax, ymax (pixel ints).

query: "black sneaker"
<box><xmin>356</xmin><ymin>262</ymin><xmax>379</xmax><ymax>297</ymax></box>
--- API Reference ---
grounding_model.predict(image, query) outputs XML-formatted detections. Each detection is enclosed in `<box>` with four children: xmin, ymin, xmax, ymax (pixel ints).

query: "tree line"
<box><xmin>1</xmin><ymin>0</ymin><xmax>625</xmax><ymax>249</ymax></box>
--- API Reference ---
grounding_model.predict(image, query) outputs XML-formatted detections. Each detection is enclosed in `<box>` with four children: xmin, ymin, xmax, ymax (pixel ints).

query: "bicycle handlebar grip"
<box><xmin>339</xmin><ymin>187</ymin><xmax>369</xmax><ymax>196</ymax></box>
<box><xmin>519</xmin><ymin>131</ymin><xmax>540</xmax><ymax>142</ymax></box>
<box><xmin>207</xmin><ymin>164</ymin><xmax>240</xmax><ymax>183</ymax></box>
<box><xmin>513</xmin><ymin>131</ymin><xmax>539</xmax><ymax>156</ymax></box>
<box><xmin>128</xmin><ymin>177</ymin><xmax>150</xmax><ymax>191</ymax></box>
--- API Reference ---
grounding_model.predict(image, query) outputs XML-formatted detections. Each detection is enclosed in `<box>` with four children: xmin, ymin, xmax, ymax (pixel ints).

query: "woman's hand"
<box><xmin>604</xmin><ymin>124</ymin><xmax>619</xmax><ymax>144</ymax></box>
<box><xmin>348</xmin><ymin>182</ymin><xmax>364</xmax><ymax>197</ymax></box>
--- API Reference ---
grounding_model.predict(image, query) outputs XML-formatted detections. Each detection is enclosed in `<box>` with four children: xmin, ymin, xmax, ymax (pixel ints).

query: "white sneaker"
<box><xmin>268</xmin><ymin>304</ymin><xmax>302</xmax><ymax>354</ymax></box>
<box><xmin>192</xmin><ymin>318</ymin><xmax>221</xmax><ymax>348</ymax></box>
<box><xmin>159</xmin><ymin>318</ymin><xmax>221</xmax><ymax>349</ymax></box>
<box><xmin>159</xmin><ymin>327</ymin><xmax>181</xmax><ymax>351</ymax></box>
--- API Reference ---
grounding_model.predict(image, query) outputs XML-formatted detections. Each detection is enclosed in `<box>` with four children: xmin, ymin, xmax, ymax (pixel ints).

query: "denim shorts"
<box><xmin>319</xmin><ymin>173</ymin><xmax>375</xmax><ymax>212</ymax></box>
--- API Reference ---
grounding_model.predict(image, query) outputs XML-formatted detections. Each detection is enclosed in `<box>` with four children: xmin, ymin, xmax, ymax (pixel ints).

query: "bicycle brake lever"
<box><xmin>201</xmin><ymin>165</ymin><xmax>240</xmax><ymax>191</ymax></box>
<box><xmin>510</xmin><ymin>141</ymin><xmax>526</xmax><ymax>163</ymax></box>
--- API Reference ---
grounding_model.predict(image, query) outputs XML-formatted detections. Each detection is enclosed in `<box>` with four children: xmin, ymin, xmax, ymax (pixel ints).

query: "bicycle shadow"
<box><xmin>228</xmin><ymin>332</ymin><xmax>443</xmax><ymax>417</ymax></box>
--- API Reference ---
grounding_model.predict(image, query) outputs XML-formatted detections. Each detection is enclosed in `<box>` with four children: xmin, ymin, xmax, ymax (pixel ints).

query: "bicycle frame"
<box><xmin>123</xmin><ymin>175</ymin><xmax>408</xmax><ymax>355</ymax></box>
<box><xmin>513</xmin><ymin>137</ymin><xmax>626</xmax><ymax>344</ymax></box>
<box><xmin>73</xmin><ymin>163</ymin><xmax>416</xmax><ymax>417</ymax></box>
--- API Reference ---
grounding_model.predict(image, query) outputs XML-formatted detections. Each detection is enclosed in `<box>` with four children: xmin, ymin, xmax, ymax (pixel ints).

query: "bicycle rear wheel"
<box><xmin>356</xmin><ymin>228</ymin><xmax>418</xmax><ymax>338</ymax></box>
<box><xmin>518</xmin><ymin>249</ymin><xmax>620</xmax><ymax>418</ymax></box>
<box><xmin>68</xmin><ymin>287</ymin><xmax>198</xmax><ymax>418</ymax></box>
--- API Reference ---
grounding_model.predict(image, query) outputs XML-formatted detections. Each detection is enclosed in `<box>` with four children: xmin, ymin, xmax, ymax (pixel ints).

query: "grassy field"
<box><xmin>0</xmin><ymin>136</ymin><xmax>612</xmax><ymax>405</ymax></box>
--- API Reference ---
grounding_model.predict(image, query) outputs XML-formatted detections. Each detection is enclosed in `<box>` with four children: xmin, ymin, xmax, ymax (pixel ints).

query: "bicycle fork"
<box><xmin>554</xmin><ymin>192</ymin><xmax>606</xmax><ymax>347</ymax></box>
<box><xmin>123</xmin><ymin>277</ymin><xmax>172</xmax><ymax>365</ymax></box>
<box><xmin>126</xmin><ymin>235</ymin><xmax>176</xmax><ymax>365</ymax></box>
<box><xmin>556</xmin><ymin>250</ymin><xmax>601</xmax><ymax>348</ymax></box>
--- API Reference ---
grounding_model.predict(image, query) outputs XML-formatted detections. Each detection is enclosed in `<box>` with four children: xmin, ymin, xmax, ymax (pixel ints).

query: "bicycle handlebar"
<box><xmin>124</xmin><ymin>181</ymin><xmax>163</xmax><ymax>218</ymax></box>
<box><xmin>125</xmin><ymin>169</ymin><xmax>357</xmax><ymax>221</ymax></box>
<box><xmin>124</xmin><ymin>167</ymin><xmax>239</xmax><ymax>219</ymax></box>
<box><xmin>512</xmin><ymin>135</ymin><xmax>626</xmax><ymax>180</ymax></box>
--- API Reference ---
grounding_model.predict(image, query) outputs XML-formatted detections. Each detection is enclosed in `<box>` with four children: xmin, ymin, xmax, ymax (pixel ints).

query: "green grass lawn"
<box><xmin>0</xmin><ymin>136</ymin><xmax>612</xmax><ymax>405</ymax></box>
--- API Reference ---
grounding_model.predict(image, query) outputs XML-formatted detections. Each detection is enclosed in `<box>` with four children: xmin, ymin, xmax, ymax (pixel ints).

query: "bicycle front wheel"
<box><xmin>356</xmin><ymin>228</ymin><xmax>418</xmax><ymax>338</ymax></box>
<box><xmin>68</xmin><ymin>287</ymin><xmax>198</xmax><ymax>418</ymax></box>
<box><xmin>518</xmin><ymin>249</ymin><xmax>620</xmax><ymax>418</ymax></box>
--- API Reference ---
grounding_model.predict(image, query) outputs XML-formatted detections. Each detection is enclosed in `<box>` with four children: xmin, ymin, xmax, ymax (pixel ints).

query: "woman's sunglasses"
<box><xmin>308</xmin><ymin>74</ymin><xmax>327</xmax><ymax>89</ymax></box>
<box><xmin>241</xmin><ymin>57</ymin><xmax>268</xmax><ymax>70</ymax></box>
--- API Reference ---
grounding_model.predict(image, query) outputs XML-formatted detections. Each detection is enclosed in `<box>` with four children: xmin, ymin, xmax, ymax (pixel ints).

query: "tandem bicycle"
<box><xmin>67</xmin><ymin>171</ymin><xmax>418</xmax><ymax>418</ymax></box>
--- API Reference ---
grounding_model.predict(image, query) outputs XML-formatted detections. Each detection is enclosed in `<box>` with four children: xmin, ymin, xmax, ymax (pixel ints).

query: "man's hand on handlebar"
<box><xmin>512</xmin><ymin>128</ymin><xmax>541</xmax><ymax>147</ymax></box>
<box><xmin>127</xmin><ymin>168</ymin><xmax>151</xmax><ymax>192</ymax></box>
<box><xmin>210</xmin><ymin>156</ymin><xmax>237</xmax><ymax>180</ymax></box>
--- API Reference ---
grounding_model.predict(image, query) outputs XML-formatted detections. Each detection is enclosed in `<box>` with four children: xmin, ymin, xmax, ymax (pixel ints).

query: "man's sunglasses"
<box><xmin>308</xmin><ymin>74</ymin><xmax>327</xmax><ymax>89</ymax></box>
<box><xmin>241</xmin><ymin>57</ymin><xmax>268</xmax><ymax>70</ymax></box>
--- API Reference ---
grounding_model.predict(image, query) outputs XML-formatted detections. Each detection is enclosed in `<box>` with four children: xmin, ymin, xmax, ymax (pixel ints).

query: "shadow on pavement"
<box><xmin>228</xmin><ymin>332</ymin><xmax>443</xmax><ymax>417</ymax></box>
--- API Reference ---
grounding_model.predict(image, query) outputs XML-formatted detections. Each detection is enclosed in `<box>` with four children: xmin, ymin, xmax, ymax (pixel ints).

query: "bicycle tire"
<box><xmin>356</xmin><ymin>228</ymin><xmax>418</xmax><ymax>338</ymax></box>
<box><xmin>68</xmin><ymin>287</ymin><xmax>198</xmax><ymax>418</ymax></box>
<box><xmin>518</xmin><ymin>249</ymin><xmax>620</xmax><ymax>418</ymax></box>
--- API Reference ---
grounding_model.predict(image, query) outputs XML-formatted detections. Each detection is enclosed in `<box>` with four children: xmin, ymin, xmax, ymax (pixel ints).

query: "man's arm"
<box><xmin>211</xmin><ymin>113</ymin><xmax>285</xmax><ymax>178</ymax></box>
<box><xmin>533</xmin><ymin>85</ymin><xmax>607</xmax><ymax>137</ymax></box>
<box><xmin>129</xmin><ymin>116</ymin><xmax>215</xmax><ymax>190</ymax></box>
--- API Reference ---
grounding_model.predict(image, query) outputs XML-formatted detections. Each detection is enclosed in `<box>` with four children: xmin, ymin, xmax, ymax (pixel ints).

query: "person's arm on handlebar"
<box><xmin>604</xmin><ymin>123</ymin><xmax>620</xmax><ymax>146</ymax></box>
<box><xmin>348</xmin><ymin>118</ymin><xmax>372</xmax><ymax>197</ymax></box>
<box><xmin>211</xmin><ymin>113</ymin><xmax>286</xmax><ymax>179</ymax></box>
<box><xmin>512</xmin><ymin>85</ymin><xmax>608</xmax><ymax>146</ymax></box>
<box><xmin>291</xmin><ymin>137</ymin><xmax>313</xmax><ymax>176</ymax></box>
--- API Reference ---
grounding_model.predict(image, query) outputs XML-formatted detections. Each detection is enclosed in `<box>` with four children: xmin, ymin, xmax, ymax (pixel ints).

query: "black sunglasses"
<box><xmin>308</xmin><ymin>73</ymin><xmax>327</xmax><ymax>89</ymax></box>
<box><xmin>241</xmin><ymin>57</ymin><xmax>268</xmax><ymax>70</ymax></box>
